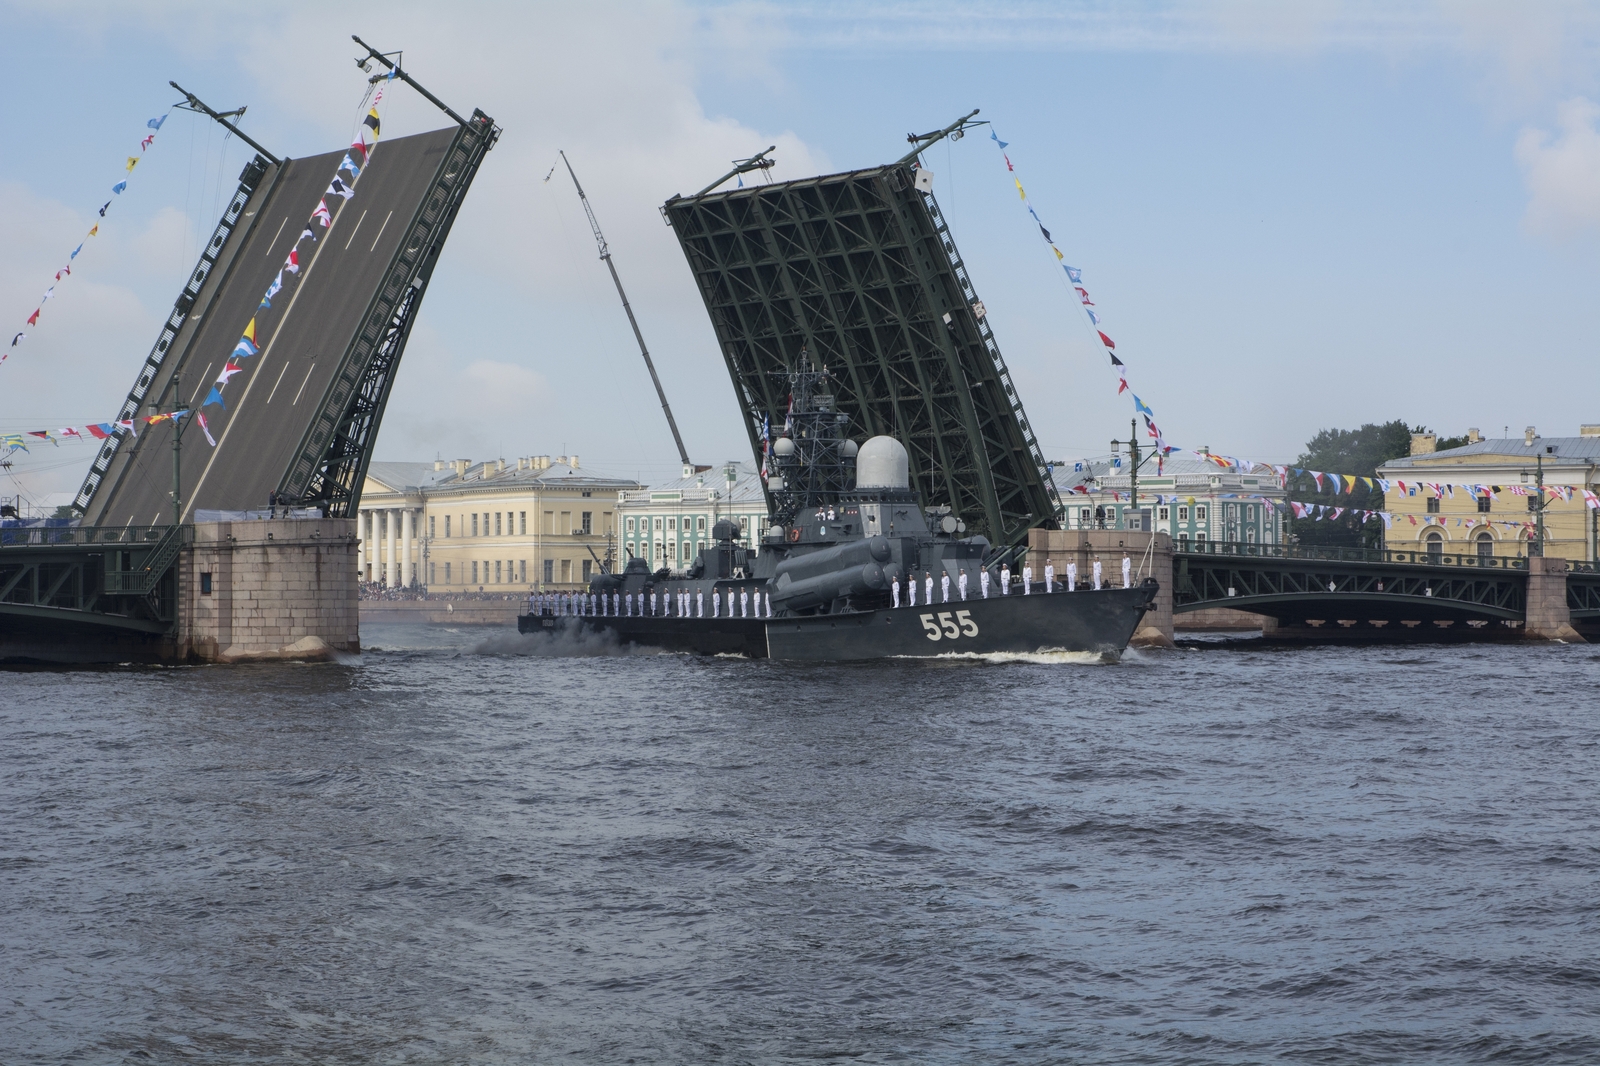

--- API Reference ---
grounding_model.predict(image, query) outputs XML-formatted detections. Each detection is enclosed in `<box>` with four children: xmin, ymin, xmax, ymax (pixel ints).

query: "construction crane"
<box><xmin>560</xmin><ymin>151</ymin><xmax>692</xmax><ymax>469</ymax></box>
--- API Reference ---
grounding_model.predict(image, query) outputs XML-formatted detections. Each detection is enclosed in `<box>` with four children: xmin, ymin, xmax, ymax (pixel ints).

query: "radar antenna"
<box><xmin>560</xmin><ymin>151</ymin><xmax>692</xmax><ymax>469</ymax></box>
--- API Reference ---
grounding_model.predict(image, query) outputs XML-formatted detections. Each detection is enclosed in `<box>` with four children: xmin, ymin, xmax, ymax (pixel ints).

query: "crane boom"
<box><xmin>561</xmin><ymin>151</ymin><xmax>691</xmax><ymax>469</ymax></box>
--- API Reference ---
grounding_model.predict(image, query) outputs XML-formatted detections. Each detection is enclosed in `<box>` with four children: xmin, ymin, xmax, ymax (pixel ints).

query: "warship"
<box><xmin>518</xmin><ymin>361</ymin><xmax>1157</xmax><ymax>660</ymax></box>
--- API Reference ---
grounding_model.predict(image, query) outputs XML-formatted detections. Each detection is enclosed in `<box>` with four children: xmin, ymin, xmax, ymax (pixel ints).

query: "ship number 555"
<box><xmin>920</xmin><ymin>611</ymin><xmax>978</xmax><ymax>641</ymax></box>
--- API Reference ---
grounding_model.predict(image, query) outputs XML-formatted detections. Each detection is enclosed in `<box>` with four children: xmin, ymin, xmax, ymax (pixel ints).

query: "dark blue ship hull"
<box><xmin>516</xmin><ymin>582</ymin><xmax>1157</xmax><ymax>661</ymax></box>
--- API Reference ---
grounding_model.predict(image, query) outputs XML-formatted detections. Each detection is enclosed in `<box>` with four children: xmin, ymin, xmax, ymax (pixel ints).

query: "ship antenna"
<box><xmin>560</xmin><ymin>150</ymin><xmax>693</xmax><ymax>469</ymax></box>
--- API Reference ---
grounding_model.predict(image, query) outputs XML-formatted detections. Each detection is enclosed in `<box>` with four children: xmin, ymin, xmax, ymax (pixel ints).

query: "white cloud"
<box><xmin>0</xmin><ymin>1</ymin><xmax>828</xmax><ymax>500</ymax></box>
<box><xmin>1515</xmin><ymin>97</ymin><xmax>1600</xmax><ymax>235</ymax></box>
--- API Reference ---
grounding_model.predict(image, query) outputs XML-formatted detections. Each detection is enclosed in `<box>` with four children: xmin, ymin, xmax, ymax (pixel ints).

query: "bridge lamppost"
<box><xmin>1109</xmin><ymin>419</ymin><xmax>1141</xmax><ymax>532</ymax></box>
<box><xmin>145</xmin><ymin>371</ymin><xmax>189</xmax><ymax>528</ymax></box>
<box><xmin>1522</xmin><ymin>453</ymin><xmax>1545</xmax><ymax>558</ymax></box>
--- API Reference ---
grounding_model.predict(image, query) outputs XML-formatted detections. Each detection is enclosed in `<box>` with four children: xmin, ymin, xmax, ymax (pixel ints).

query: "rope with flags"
<box><xmin>4</xmin><ymin>113</ymin><xmax>170</xmax><ymax>368</ymax></box>
<box><xmin>985</xmin><ymin>127</ymin><xmax>1599</xmax><ymax>528</ymax></box>
<box><xmin>194</xmin><ymin>72</ymin><xmax>394</xmax><ymax>448</ymax></box>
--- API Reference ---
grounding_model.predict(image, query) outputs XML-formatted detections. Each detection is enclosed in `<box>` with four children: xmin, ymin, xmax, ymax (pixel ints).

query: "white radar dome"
<box><xmin>855</xmin><ymin>436</ymin><xmax>909</xmax><ymax>490</ymax></box>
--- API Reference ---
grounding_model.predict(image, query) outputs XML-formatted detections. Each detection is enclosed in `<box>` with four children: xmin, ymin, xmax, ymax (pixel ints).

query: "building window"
<box><xmin>519</xmin><ymin>559</ymin><xmax>526</xmax><ymax>582</ymax></box>
<box><xmin>429</xmin><ymin>516</ymin><xmax>435</xmax><ymax>538</ymax></box>
<box><xmin>543</xmin><ymin>559</ymin><xmax>553</xmax><ymax>582</ymax></box>
<box><xmin>428</xmin><ymin>562</ymin><xmax>435</xmax><ymax>584</ymax></box>
<box><xmin>494</xmin><ymin>560</ymin><xmax>502</xmax><ymax>583</ymax></box>
<box><xmin>471</xmin><ymin>513</ymin><xmax>479</xmax><ymax>536</ymax></box>
<box><xmin>654</xmin><ymin>517</ymin><xmax>663</xmax><ymax>531</ymax></box>
<box><xmin>1196</xmin><ymin>505</ymin><xmax>1208</xmax><ymax>522</ymax></box>
<box><xmin>1177</xmin><ymin>506</ymin><xmax>1189</xmax><ymax>521</ymax></box>
<box><xmin>1196</xmin><ymin>532</ymin><xmax>1207</xmax><ymax>542</ymax></box>
<box><xmin>495</xmin><ymin>512</ymin><xmax>502</xmax><ymax>536</ymax></box>
<box><xmin>626</xmin><ymin>517</ymin><xmax>635</xmax><ymax>532</ymax></box>
<box><xmin>471</xmin><ymin>560</ymin><xmax>479</xmax><ymax>583</ymax></box>
<box><xmin>200</xmin><ymin>572</ymin><xmax>213</xmax><ymax>595</ymax></box>
<box><xmin>697</xmin><ymin>516</ymin><xmax>706</xmax><ymax>531</ymax></box>
<box><xmin>443</xmin><ymin>515</ymin><xmax>449</xmax><ymax>537</ymax></box>
<box><xmin>668</xmin><ymin>541</ymin><xmax>677</xmax><ymax>561</ymax></box>
<box><xmin>444</xmin><ymin>562</ymin><xmax>451</xmax><ymax>583</ymax></box>
<box><xmin>561</xmin><ymin>559</ymin><xmax>572</xmax><ymax>583</ymax></box>
<box><xmin>1527</xmin><ymin>495</ymin><xmax>1540</xmax><ymax>513</ymax></box>
<box><xmin>1157</xmin><ymin>507</ymin><xmax>1169</xmax><ymax>521</ymax></box>
<box><xmin>1178</xmin><ymin>532</ymin><xmax>1189</xmax><ymax>544</ymax></box>
<box><xmin>667</xmin><ymin>517</ymin><xmax>676</xmax><ymax>532</ymax></box>
<box><xmin>1427</xmin><ymin>496</ymin><xmax>1440</xmax><ymax>514</ymax></box>
<box><xmin>1477</xmin><ymin>495</ymin><xmax>1491</xmax><ymax>513</ymax></box>
<box><xmin>581</xmin><ymin>511</ymin><xmax>592</xmax><ymax>535</ymax></box>
<box><xmin>582</xmin><ymin>559</ymin><xmax>592</xmax><ymax>580</ymax></box>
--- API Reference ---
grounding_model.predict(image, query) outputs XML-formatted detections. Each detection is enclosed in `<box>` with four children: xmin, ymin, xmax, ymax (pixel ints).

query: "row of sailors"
<box><xmin>528</xmin><ymin>588</ymin><xmax>774</xmax><ymax>619</ymax></box>
<box><xmin>889</xmin><ymin>556</ymin><xmax>1135</xmax><ymax>607</ymax></box>
<box><xmin>526</xmin><ymin>554</ymin><xmax>1138</xmax><ymax>619</ymax></box>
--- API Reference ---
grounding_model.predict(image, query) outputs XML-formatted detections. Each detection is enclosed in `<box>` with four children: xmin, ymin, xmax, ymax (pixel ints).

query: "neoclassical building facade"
<box><xmin>358</xmin><ymin>456</ymin><xmax>640</xmax><ymax>592</ymax></box>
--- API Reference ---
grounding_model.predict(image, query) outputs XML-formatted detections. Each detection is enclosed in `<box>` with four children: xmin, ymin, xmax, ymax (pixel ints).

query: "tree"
<box><xmin>1287</xmin><ymin>420</ymin><xmax>1412</xmax><ymax>548</ymax></box>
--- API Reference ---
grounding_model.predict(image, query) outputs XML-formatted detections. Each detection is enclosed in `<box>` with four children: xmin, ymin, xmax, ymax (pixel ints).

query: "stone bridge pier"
<box><xmin>177</xmin><ymin>518</ymin><xmax>360</xmax><ymax>662</ymax></box>
<box><xmin>1027</xmin><ymin>529</ymin><xmax>1175</xmax><ymax>648</ymax></box>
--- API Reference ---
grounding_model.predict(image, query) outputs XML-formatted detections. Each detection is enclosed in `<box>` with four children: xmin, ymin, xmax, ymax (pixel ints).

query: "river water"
<box><xmin>3</xmin><ymin>625</ymin><xmax>1598</xmax><ymax>1063</ymax></box>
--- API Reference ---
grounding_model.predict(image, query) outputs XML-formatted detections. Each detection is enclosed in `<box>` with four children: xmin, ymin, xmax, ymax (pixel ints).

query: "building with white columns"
<box><xmin>357</xmin><ymin>456</ymin><xmax>640</xmax><ymax>592</ymax></box>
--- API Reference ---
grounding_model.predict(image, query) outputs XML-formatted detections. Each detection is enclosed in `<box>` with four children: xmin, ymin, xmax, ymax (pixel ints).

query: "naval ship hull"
<box><xmin>517</xmin><ymin>583</ymin><xmax>1157</xmax><ymax>661</ymax></box>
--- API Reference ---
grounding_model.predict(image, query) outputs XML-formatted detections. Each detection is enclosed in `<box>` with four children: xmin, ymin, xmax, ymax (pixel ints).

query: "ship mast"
<box><xmin>560</xmin><ymin>151</ymin><xmax>691</xmax><ymax>469</ymax></box>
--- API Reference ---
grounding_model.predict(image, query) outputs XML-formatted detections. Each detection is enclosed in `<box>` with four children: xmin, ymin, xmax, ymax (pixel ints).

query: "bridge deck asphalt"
<box><xmin>87</xmin><ymin>126</ymin><xmax>458</xmax><ymax>526</ymax></box>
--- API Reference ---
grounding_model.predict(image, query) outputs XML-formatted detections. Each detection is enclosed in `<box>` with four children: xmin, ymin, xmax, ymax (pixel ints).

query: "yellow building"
<box><xmin>1378</xmin><ymin>428</ymin><xmax>1600</xmax><ymax>563</ymax></box>
<box><xmin>359</xmin><ymin>456</ymin><xmax>641</xmax><ymax>592</ymax></box>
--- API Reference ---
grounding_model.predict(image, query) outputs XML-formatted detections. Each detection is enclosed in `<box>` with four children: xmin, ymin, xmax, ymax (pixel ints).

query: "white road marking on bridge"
<box><xmin>264</xmin><ymin>216</ymin><xmax>288</xmax><ymax>258</ymax></box>
<box><xmin>182</xmin><ymin>197</ymin><xmax>358</xmax><ymax>521</ymax></box>
<box><xmin>189</xmin><ymin>365</ymin><xmax>214</xmax><ymax>407</ymax></box>
<box><xmin>291</xmin><ymin>363</ymin><xmax>316</xmax><ymax>406</ymax></box>
<box><xmin>369</xmin><ymin>210</ymin><xmax>393</xmax><ymax>252</ymax></box>
<box><xmin>265</xmin><ymin>361</ymin><xmax>291</xmax><ymax>404</ymax></box>
<box><xmin>343</xmin><ymin>209</ymin><xmax>369</xmax><ymax>250</ymax></box>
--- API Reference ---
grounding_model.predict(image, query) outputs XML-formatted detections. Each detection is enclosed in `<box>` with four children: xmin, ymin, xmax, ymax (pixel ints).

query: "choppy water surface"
<box><xmin>3</xmin><ymin>625</ymin><xmax>1599</xmax><ymax>1063</ymax></box>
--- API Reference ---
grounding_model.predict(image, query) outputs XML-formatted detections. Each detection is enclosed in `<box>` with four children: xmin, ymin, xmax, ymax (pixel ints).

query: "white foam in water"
<box><xmin>472</xmin><ymin>623</ymin><xmax>669</xmax><ymax>658</ymax></box>
<box><xmin>901</xmin><ymin>648</ymin><xmax>1116</xmax><ymax>666</ymax></box>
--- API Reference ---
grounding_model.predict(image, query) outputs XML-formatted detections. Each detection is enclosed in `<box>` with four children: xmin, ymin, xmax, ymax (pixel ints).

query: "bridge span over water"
<box><xmin>0</xmin><ymin>61</ymin><xmax>497</xmax><ymax>660</ymax></box>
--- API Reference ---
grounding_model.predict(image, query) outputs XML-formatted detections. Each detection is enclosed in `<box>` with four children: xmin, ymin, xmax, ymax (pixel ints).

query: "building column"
<box><xmin>356</xmin><ymin>509</ymin><xmax>367</xmax><ymax>577</ymax></box>
<box><xmin>386</xmin><ymin>508</ymin><xmax>398</xmax><ymax>587</ymax></box>
<box><xmin>401</xmin><ymin>508</ymin><xmax>413</xmax><ymax>588</ymax></box>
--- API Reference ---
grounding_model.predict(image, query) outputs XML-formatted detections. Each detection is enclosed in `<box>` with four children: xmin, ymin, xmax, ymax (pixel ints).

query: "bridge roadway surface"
<box><xmin>86</xmin><ymin>127</ymin><xmax>459</xmax><ymax>527</ymax></box>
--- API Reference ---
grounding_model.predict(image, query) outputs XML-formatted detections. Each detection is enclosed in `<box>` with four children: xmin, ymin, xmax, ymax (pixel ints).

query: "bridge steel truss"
<box><xmin>0</xmin><ymin>525</ymin><xmax>182</xmax><ymax>635</ymax></box>
<box><xmin>1568</xmin><ymin>569</ymin><xmax>1600</xmax><ymax>622</ymax></box>
<box><xmin>74</xmin><ymin>156</ymin><xmax>274</xmax><ymax>512</ymax></box>
<box><xmin>663</xmin><ymin>164</ymin><xmax>1060</xmax><ymax>548</ymax></box>
<box><xmin>281</xmin><ymin>109</ymin><xmax>499</xmax><ymax>517</ymax></box>
<box><xmin>1173</xmin><ymin>544</ymin><xmax>1528</xmax><ymax>627</ymax></box>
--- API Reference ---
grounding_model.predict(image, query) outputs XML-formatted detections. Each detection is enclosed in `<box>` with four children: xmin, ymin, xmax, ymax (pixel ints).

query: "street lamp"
<box><xmin>1520</xmin><ymin>453</ymin><xmax>1545</xmax><ymax>557</ymax></box>
<box><xmin>146</xmin><ymin>371</ymin><xmax>189</xmax><ymax>528</ymax></box>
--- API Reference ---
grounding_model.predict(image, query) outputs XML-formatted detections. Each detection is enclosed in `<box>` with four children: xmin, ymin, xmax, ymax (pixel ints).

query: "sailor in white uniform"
<box><xmin>980</xmin><ymin>569</ymin><xmax>990</xmax><ymax>598</ymax></box>
<box><xmin>696</xmin><ymin>590</ymin><xmax>704</xmax><ymax>617</ymax></box>
<box><xmin>891</xmin><ymin>577</ymin><xmax>901</xmax><ymax>608</ymax></box>
<box><xmin>941</xmin><ymin>572</ymin><xmax>951</xmax><ymax>603</ymax></box>
<box><xmin>925</xmin><ymin>573</ymin><xmax>934</xmax><ymax>606</ymax></box>
<box><xmin>740</xmin><ymin>588</ymin><xmax>749</xmax><ymax>617</ymax></box>
<box><xmin>958</xmin><ymin>571</ymin><xmax>968</xmax><ymax>600</ymax></box>
<box><xmin>1066</xmin><ymin>562</ymin><xmax>1077</xmax><ymax>592</ymax></box>
<box><xmin>1122</xmin><ymin>555</ymin><xmax>1132</xmax><ymax>589</ymax></box>
<box><xmin>1044</xmin><ymin>562</ymin><xmax>1055</xmax><ymax>593</ymax></box>
<box><xmin>1092</xmin><ymin>560</ymin><xmax>1103</xmax><ymax>590</ymax></box>
<box><xmin>1023</xmin><ymin>565</ymin><xmax>1032</xmax><ymax>595</ymax></box>
<box><xmin>1000</xmin><ymin>565</ymin><xmax>1011</xmax><ymax>596</ymax></box>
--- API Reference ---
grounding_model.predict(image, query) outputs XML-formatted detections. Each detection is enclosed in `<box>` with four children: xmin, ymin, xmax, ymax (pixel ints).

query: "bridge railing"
<box><xmin>0</xmin><ymin>524</ymin><xmax>172</xmax><ymax>549</ymax></box>
<box><xmin>1174</xmin><ymin>540</ymin><xmax>1529</xmax><ymax>570</ymax></box>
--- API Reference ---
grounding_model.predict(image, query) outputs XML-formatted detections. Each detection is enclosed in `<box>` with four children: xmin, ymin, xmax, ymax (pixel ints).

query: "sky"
<box><xmin>2</xmin><ymin>0</ymin><xmax>1598</xmax><ymax>510</ymax></box>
